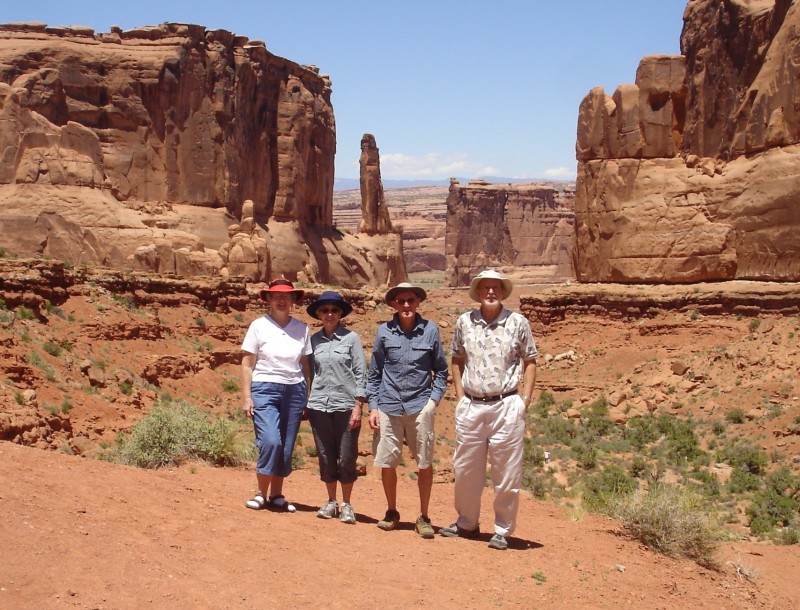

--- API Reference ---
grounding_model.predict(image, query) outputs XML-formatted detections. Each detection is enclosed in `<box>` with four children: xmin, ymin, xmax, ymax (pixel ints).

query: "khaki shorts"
<box><xmin>372</xmin><ymin>408</ymin><xmax>435</xmax><ymax>469</ymax></box>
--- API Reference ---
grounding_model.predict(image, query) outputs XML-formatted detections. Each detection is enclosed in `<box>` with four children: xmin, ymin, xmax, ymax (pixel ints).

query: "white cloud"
<box><xmin>373</xmin><ymin>152</ymin><xmax>498</xmax><ymax>180</ymax></box>
<box><xmin>541</xmin><ymin>166</ymin><xmax>576</xmax><ymax>179</ymax></box>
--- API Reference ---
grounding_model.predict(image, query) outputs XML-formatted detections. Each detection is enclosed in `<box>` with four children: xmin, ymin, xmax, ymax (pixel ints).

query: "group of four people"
<box><xmin>240</xmin><ymin>269</ymin><xmax>537</xmax><ymax>550</ymax></box>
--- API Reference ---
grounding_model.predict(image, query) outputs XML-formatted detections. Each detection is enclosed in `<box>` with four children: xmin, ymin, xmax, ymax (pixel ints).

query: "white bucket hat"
<box><xmin>468</xmin><ymin>269</ymin><xmax>513</xmax><ymax>302</ymax></box>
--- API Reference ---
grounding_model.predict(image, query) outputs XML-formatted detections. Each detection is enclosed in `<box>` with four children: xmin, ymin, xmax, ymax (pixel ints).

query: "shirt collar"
<box><xmin>389</xmin><ymin>313</ymin><xmax>424</xmax><ymax>336</ymax></box>
<box><xmin>470</xmin><ymin>307</ymin><xmax>510</xmax><ymax>327</ymax></box>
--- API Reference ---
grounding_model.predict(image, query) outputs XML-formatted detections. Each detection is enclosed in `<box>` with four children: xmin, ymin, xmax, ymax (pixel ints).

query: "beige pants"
<box><xmin>373</xmin><ymin>408</ymin><xmax>435</xmax><ymax>469</ymax></box>
<box><xmin>452</xmin><ymin>394</ymin><xmax>526</xmax><ymax>537</ymax></box>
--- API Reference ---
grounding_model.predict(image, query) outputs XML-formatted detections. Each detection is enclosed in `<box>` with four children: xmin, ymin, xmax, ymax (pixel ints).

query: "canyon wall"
<box><xmin>574</xmin><ymin>0</ymin><xmax>800</xmax><ymax>283</ymax></box>
<box><xmin>0</xmin><ymin>22</ymin><xmax>402</xmax><ymax>287</ymax></box>
<box><xmin>445</xmin><ymin>179</ymin><xmax>575</xmax><ymax>287</ymax></box>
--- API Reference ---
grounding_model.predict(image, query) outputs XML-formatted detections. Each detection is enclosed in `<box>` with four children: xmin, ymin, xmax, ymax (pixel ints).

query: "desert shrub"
<box><xmin>729</xmin><ymin>469</ymin><xmax>762</xmax><ymax>494</ymax></box>
<box><xmin>43</xmin><ymin>341</ymin><xmax>62</xmax><ymax>357</ymax></box>
<box><xmin>221</xmin><ymin>379</ymin><xmax>239</xmax><ymax>393</ymax></box>
<box><xmin>16</xmin><ymin>306</ymin><xmax>36</xmax><ymax>320</ymax></box>
<box><xmin>582</xmin><ymin>465</ymin><xmax>638</xmax><ymax>512</ymax></box>
<box><xmin>572</xmin><ymin>441</ymin><xmax>598</xmax><ymax>470</ymax></box>
<box><xmin>688</xmin><ymin>469</ymin><xmax>721</xmax><ymax>497</ymax></box>
<box><xmin>109</xmin><ymin>401</ymin><xmax>252</xmax><ymax>468</ymax></box>
<box><xmin>611</xmin><ymin>483</ymin><xmax>718</xmax><ymax>567</ymax></box>
<box><xmin>748</xmin><ymin>318</ymin><xmax>761</xmax><ymax>333</ymax></box>
<box><xmin>538</xmin><ymin>416</ymin><xmax>576</xmax><ymax>445</ymax></box>
<box><xmin>625</xmin><ymin>415</ymin><xmax>660</xmax><ymax>450</ymax></box>
<box><xmin>770</xmin><ymin>526</ymin><xmax>800</xmax><ymax>545</ymax></box>
<box><xmin>746</xmin><ymin>467</ymin><xmax>800</xmax><ymax>536</ymax></box>
<box><xmin>657</xmin><ymin>416</ymin><xmax>702</xmax><ymax>465</ymax></box>
<box><xmin>582</xmin><ymin>396</ymin><xmax>613</xmax><ymax>437</ymax></box>
<box><xmin>530</xmin><ymin>389</ymin><xmax>556</xmax><ymax>416</ymax></box>
<box><xmin>718</xmin><ymin>442</ymin><xmax>768</xmax><ymax>475</ymax></box>
<box><xmin>725</xmin><ymin>407</ymin><xmax>746</xmax><ymax>424</ymax></box>
<box><xmin>119</xmin><ymin>381</ymin><xmax>134</xmax><ymax>396</ymax></box>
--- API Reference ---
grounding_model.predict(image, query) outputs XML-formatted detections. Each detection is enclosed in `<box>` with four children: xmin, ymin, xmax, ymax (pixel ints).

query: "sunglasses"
<box><xmin>394</xmin><ymin>297</ymin><xmax>417</xmax><ymax>305</ymax></box>
<box><xmin>318</xmin><ymin>307</ymin><xmax>341</xmax><ymax>314</ymax></box>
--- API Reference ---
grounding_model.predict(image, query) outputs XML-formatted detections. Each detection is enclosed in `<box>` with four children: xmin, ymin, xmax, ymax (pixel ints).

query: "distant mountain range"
<box><xmin>333</xmin><ymin>176</ymin><xmax>563</xmax><ymax>191</ymax></box>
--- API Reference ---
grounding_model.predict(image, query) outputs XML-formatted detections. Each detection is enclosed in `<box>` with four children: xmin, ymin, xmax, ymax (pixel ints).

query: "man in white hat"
<box><xmin>439</xmin><ymin>269</ymin><xmax>537</xmax><ymax>550</ymax></box>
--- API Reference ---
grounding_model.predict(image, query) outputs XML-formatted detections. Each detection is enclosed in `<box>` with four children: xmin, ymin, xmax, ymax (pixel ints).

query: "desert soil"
<box><xmin>1</xmin><ymin>283</ymin><xmax>800</xmax><ymax>609</ymax></box>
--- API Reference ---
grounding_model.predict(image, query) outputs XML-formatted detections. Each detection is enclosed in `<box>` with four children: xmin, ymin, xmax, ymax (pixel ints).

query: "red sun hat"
<box><xmin>259</xmin><ymin>278</ymin><xmax>304</xmax><ymax>301</ymax></box>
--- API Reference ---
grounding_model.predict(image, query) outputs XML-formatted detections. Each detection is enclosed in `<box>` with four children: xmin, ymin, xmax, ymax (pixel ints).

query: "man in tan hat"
<box><xmin>367</xmin><ymin>282</ymin><xmax>448</xmax><ymax>539</ymax></box>
<box><xmin>439</xmin><ymin>269</ymin><xmax>537</xmax><ymax>550</ymax></box>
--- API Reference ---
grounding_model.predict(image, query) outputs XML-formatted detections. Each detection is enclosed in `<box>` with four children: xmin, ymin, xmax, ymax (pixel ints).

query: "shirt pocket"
<box><xmin>333</xmin><ymin>344</ymin><xmax>353</xmax><ymax>368</ymax></box>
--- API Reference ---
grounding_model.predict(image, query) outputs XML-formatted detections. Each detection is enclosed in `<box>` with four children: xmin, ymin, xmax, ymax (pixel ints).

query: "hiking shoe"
<box><xmin>317</xmin><ymin>500</ymin><xmax>338</xmax><ymax>519</ymax></box>
<box><xmin>339</xmin><ymin>502</ymin><xmax>356</xmax><ymax>524</ymax></box>
<box><xmin>438</xmin><ymin>522</ymin><xmax>480</xmax><ymax>539</ymax></box>
<box><xmin>488</xmin><ymin>533</ymin><xmax>508</xmax><ymax>550</ymax></box>
<box><xmin>376</xmin><ymin>509</ymin><xmax>400</xmax><ymax>531</ymax></box>
<box><xmin>415</xmin><ymin>515</ymin><xmax>435</xmax><ymax>539</ymax></box>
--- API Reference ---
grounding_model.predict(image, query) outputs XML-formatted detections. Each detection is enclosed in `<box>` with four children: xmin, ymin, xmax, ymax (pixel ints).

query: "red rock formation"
<box><xmin>0</xmin><ymin>22</ymin><xmax>402</xmax><ymax>288</ymax></box>
<box><xmin>574</xmin><ymin>0</ymin><xmax>800</xmax><ymax>283</ymax></box>
<box><xmin>358</xmin><ymin>133</ymin><xmax>393</xmax><ymax>234</ymax></box>
<box><xmin>445</xmin><ymin>178</ymin><xmax>575</xmax><ymax>287</ymax></box>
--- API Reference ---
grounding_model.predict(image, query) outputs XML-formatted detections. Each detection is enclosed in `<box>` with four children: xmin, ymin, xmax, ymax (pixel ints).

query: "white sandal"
<box><xmin>245</xmin><ymin>492</ymin><xmax>266</xmax><ymax>510</ymax></box>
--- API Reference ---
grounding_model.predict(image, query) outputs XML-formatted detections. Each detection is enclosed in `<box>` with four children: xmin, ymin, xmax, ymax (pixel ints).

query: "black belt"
<box><xmin>463</xmin><ymin>391</ymin><xmax>518</xmax><ymax>403</ymax></box>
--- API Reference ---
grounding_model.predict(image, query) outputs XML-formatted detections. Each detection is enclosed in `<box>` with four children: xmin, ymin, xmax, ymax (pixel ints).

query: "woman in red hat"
<box><xmin>241</xmin><ymin>278</ymin><xmax>311</xmax><ymax>512</ymax></box>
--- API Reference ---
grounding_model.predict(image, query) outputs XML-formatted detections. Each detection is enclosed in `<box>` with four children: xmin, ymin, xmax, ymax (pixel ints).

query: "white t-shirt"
<box><xmin>241</xmin><ymin>315</ymin><xmax>312</xmax><ymax>384</ymax></box>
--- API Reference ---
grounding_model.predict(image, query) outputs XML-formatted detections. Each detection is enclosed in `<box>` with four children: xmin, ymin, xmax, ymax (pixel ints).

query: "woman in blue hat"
<box><xmin>306</xmin><ymin>291</ymin><xmax>367</xmax><ymax>524</ymax></box>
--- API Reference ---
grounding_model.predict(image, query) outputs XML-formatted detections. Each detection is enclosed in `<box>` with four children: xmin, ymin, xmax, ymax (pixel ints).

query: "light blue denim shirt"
<box><xmin>367</xmin><ymin>314</ymin><xmax>448</xmax><ymax>415</ymax></box>
<box><xmin>307</xmin><ymin>325</ymin><xmax>367</xmax><ymax>412</ymax></box>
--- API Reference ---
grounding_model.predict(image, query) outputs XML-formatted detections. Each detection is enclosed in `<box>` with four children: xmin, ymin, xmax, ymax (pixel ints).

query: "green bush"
<box><xmin>718</xmin><ymin>442</ymin><xmax>768</xmax><ymax>475</ymax></box>
<box><xmin>530</xmin><ymin>389</ymin><xmax>556</xmax><ymax>416</ymax></box>
<box><xmin>746</xmin><ymin>467</ymin><xmax>800</xmax><ymax>536</ymax></box>
<box><xmin>582</xmin><ymin>465</ymin><xmax>638</xmax><ymax>512</ymax></box>
<box><xmin>221</xmin><ymin>379</ymin><xmax>239</xmax><ymax>393</ymax></box>
<box><xmin>611</xmin><ymin>483</ymin><xmax>718</xmax><ymax>567</ymax></box>
<box><xmin>109</xmin><ymin>401</ymin><xmax>252</xmax><ymax>468</ymax></box>
<box><xmin>16</xmin><ymin>306</ymin><xmax>36</xmax><ymax>320</ymax></box>
<box><xmin>625</xmin><ymin>415</ymin><xmax>660</xmax><ymax>450</ymax></box>
<box><xmin>725</xmin><ymin>407</ymin><xmax>746</xmax><ymax>424</ymax></box>
<box><xmin>729</xmin><ymin>469</ymin><xmax>762</xmax><ymax>494</ymax></box>
<box><xmin>43</xmin><ymin>341</ymin><xmax>63</xmax><ymax>357</ymax></box>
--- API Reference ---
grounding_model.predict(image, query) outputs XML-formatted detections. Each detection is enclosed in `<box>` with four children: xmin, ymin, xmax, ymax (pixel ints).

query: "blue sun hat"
<box><xmin>306</xmin><ymin>291</ymin><xmax>353</xmax><ymax>319</ymax></box>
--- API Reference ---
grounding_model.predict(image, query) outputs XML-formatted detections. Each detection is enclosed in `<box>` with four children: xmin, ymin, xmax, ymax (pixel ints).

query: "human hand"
<box><xmin>242</xmin><ymin>398</ymin><xmax>254</xmax><ymax>419</ymax></box>
<box><xmin>368</xmin><ymin>410</ymin><xmax>380</xmax><ymax>430</ymax></box>
<box><xmin>350</xmin><ymin>405</ymin><xmax>362</xmax><ymax>430</ymax></box>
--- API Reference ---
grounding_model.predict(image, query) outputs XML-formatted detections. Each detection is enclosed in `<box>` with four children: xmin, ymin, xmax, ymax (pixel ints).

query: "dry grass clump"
<box><xmin>611</xmin><ymin>483</ymin><xmax>719</xmax><ymax>568</ymax></box>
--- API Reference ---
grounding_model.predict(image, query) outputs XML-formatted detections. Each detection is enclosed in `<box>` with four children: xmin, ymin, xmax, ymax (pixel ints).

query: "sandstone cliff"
<box><xmin>574</xmin><ymin>0</ymin><xmax>800</xmax><ymax>283</ymax></box>
<box><xmin>0</xmin><ymin>22</ymin><xmax>403</xmax><ymax>287</ymax></box>
<box><xmin>445</xmin><ymin>178</ymin><xmax>574</xmax><ymax>287</ymax></box>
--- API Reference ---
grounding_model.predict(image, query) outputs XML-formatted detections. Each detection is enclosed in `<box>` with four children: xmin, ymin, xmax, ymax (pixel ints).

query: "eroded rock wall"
<box><xmin>574</xmin><ymin>0</ymin><xmax>800</xmax><ymax>283</ymax></box>
<box><xmin>445</xmin><ymin>179</ymin><xmax>574</xmax><ymax>287</ymax></box>
<box><xmin>0</xmin><ymin>22</ymin><xmax>402</xmax><ymax>287</ymax></box>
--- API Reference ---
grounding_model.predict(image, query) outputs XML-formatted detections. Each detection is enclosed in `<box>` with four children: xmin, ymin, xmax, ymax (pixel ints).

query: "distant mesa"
<box><xmin>0</xmin><ymin>21</ymin><xmax>403</xmax><ymax>288</ymax></box>
<box><xmin>574</xmin><ymin>0</ymin><xmax>800</xmax><ymax>283</ymax></box>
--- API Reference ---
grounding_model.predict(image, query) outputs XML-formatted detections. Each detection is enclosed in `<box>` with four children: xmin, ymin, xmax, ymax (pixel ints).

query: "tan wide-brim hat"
<box><xmin>468</xmin><ymin>269</ymin><xmax>513</xmax><ymax>302</ymax></box>
<box><xmin>385</xmin><ymin>282</ymin><xmax>427</xmax><ymax>305</ymax></box>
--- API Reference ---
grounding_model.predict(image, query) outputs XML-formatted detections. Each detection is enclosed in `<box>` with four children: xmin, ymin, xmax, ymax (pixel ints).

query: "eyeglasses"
<box><xmin>318</xmin><ymin>307</ymin><xmax>341</xmax><ymax>314</ymax></box>
<box><xmin>477</xmin><ymin>285</ymin><xmax>502</xmax><ymax>293</ymax></box>
<box><xmin>394</xmin><ymin>297</ymin><xmax>417</xmax><ymax>305</ymax></box>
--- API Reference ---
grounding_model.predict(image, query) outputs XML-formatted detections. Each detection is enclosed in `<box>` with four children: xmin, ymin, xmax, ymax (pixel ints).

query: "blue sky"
<box><xmin>4</xmin><ymin>1</ymin><xmax>688</xmax><ymax>181</ymax></box>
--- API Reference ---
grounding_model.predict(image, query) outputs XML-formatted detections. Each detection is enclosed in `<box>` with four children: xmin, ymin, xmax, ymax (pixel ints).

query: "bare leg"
<box><xmin>341</xmin><ymin>481</ymin><xmax>354</xmax><ymax>504</ymax></box>
<box><xmin>256</xmin><ymin>473</ymin><xmax>273</xmax><ymax>497</ymax></box>
<box><xmin>417</xmin><ymin>466</ymin><xmax>433</xmax><ymax>517</ymax></box>
<box><xmin>381</xmin><ymin>467</ymin><xmax>398</xmax><ymax>510</ymax></box>
<box><xmin>325</xmin><ymin>480</ymin><xmax>338</xmax><ymax>501</ymax></box>
<box><xmin>269</xmin><ymin>475</ymin><xmax>284</xmax><ymax>498</ymax></box>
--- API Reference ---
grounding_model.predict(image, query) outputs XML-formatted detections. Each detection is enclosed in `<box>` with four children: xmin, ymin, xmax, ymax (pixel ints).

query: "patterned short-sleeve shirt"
<box><xmin>451</xmin><ymin>308</ymin><xmax>537</xmax><ymax>396</ymax></box>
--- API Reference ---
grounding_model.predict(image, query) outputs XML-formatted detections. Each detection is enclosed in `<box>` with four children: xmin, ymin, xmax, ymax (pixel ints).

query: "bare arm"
<box><xmin>520</xmin><ymin>358</ymin><xmax>537</xmax><ymax>408</ymax></box>
<box><xmin>451</xmin><ymin>353</ymin><xmax>466</xmax><ymax>401</ymax></box>
<box><xmin>241</xmin><ymin>352</ymin><xmax>256</xmax><ymax>418</ymax></box>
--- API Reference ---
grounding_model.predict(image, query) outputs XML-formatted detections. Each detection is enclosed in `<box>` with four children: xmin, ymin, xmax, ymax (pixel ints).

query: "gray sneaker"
<box><xmin>339</xmin><ymin>502</ymin><xmax>356</xmax><ymax>524</ymax></box>
<box><xmin>317</xmin><ymin>500</ymin><xmax>338</xmax><ymax>519</ymax></box>
<box><xmin>488</xmin><ymin>533</ymin><xmax>508</xmax><ymax>550</ymax></box>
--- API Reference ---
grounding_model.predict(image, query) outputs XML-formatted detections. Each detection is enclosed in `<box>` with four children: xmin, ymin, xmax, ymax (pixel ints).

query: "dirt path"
<box><xmin>1</xmin><ymin>441</ymin><xmax>796</xmax><ymax>610</ymax></box>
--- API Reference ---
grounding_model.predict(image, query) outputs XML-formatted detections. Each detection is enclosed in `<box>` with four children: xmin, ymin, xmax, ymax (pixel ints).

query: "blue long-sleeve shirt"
<box><xmin>307</xmin><ymin>325</ymin><xmax>367</xmax><ymax>412</ymax></box>
<box><xmin>366</xmin><ymin>314</ymin><xmax>448</xmax><ymax>415</ymax></box>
